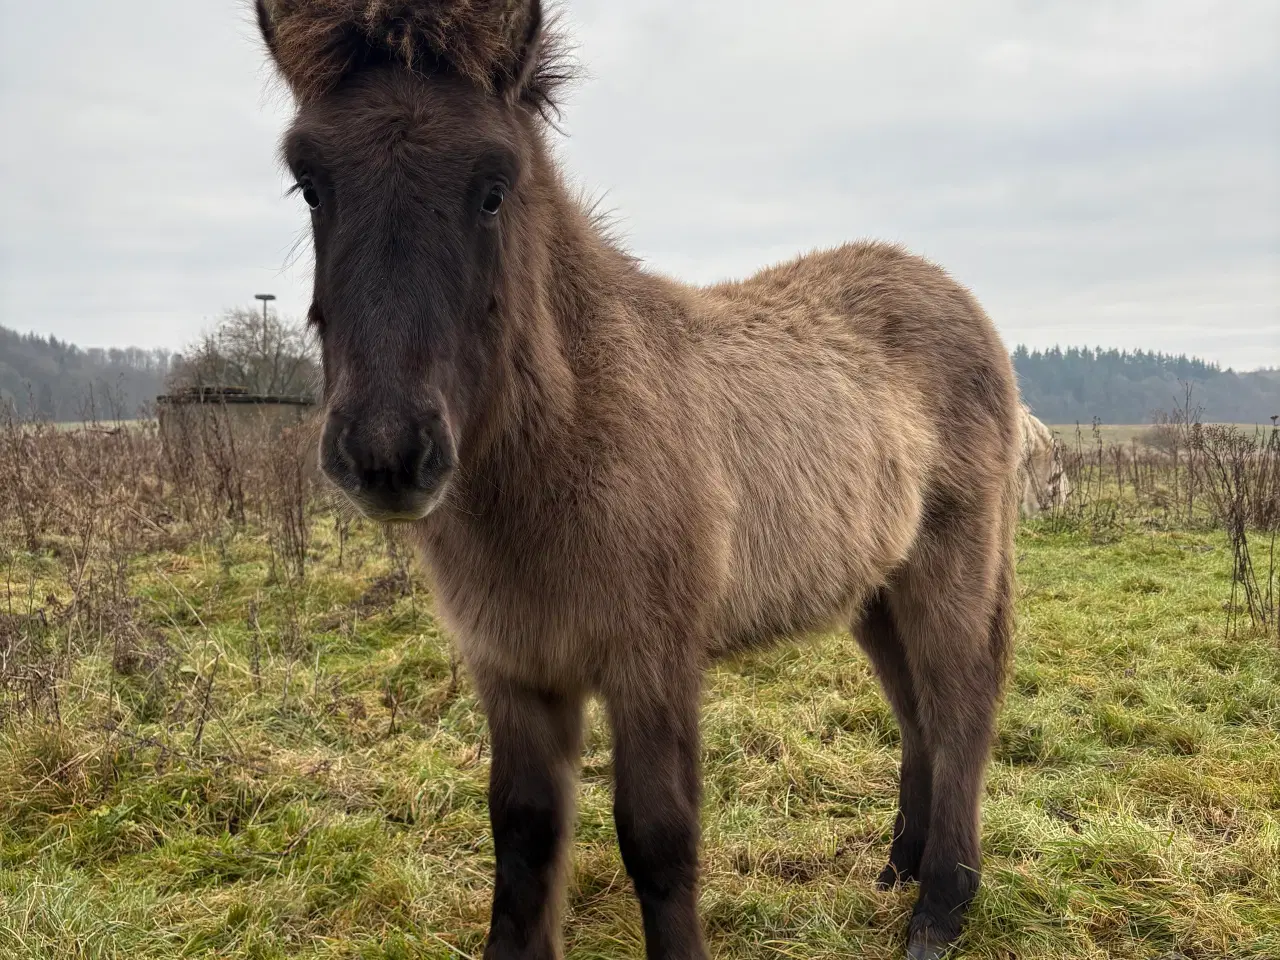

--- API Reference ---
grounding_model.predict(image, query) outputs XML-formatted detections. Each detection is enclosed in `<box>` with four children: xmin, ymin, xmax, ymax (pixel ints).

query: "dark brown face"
<box><xmin>283</xmin><ymin>68</ymin><xmax>529</xmax><ymax>521</ymax></box>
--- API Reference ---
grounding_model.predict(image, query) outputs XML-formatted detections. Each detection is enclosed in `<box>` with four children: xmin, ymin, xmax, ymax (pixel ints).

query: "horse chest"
<box><xmin>417</xmin><ymin>525</ymin><xmax>615</xmax><ymax>690</ymax></box>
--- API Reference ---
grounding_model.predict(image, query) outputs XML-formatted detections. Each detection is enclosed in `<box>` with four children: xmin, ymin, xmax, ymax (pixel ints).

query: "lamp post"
<box><xmin>254</xmin><ymin>293</ymin><xmax>277</xmax><ymax>363</ymax></box>
<box><xmin>254</xmin><ymin>293</ymin><xmax>276</xmax><ymax>324</ymax></box>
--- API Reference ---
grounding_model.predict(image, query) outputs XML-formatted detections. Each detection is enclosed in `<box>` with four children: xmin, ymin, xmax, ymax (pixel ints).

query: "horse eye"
<box><xmin>481</xmin><ymin>184</ymin><xmax>506</xmax><ymax>216</ymax></box>
<box><xmin>299</xmin><ymin>181</ymin><xmax>321</xmax><ymax>210</ymax></box>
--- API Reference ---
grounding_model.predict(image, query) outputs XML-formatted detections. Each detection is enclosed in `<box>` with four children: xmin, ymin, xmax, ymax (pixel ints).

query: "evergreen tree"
<box><xmin>1013</xmin><ymin>346</ymin><xmax>1275</xmax><ymax>424</ymax></box>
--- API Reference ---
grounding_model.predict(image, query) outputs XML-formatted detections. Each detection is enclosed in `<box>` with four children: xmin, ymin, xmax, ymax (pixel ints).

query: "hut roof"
<box><xmin>156</xmin><ymin>386</ymin><xmax>313</xmax><ymax>407</ymax></box>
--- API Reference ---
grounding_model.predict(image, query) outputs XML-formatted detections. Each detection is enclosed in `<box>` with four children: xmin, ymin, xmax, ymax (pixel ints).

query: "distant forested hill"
<box><xmin>1013</xmin><ymin>347</ymin><xmax>1280</xmax><ymax>425</ymax></box>
<box><xmin>4</xmin><ymin>323</ymin><xmax>1278</xmax><ymax>427</ymax></box>
<box><xmin>0</xmin><ymin>325</ymin><xmax>172</xmax><ymax>421</ymax></box>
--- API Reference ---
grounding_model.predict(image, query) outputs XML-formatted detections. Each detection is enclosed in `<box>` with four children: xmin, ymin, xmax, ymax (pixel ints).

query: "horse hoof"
<box><xmin>906</xmin><ymin>931</ymin><xmax>951</xmax><ymax>960</ymax></box>
<box><xmin>906</xmin><ymin>926</ymin><xmax>957</xmax><ymax>960</ymax></box>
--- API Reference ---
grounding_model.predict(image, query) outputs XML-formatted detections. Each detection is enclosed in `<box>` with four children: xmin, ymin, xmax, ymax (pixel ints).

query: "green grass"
<box><xmin>1</xmin><ymin>520</ymin><xmax>1277</xmax><ymax>959</ymax></box>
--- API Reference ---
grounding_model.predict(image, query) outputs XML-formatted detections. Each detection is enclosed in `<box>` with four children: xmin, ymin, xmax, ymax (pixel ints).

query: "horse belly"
<box><xmin>708</xmin><ymin>381</ymin><xmax>931</xmax><ymax>655</ymax></box>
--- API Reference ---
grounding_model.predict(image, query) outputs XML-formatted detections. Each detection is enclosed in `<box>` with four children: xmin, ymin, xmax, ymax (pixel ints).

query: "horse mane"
<box><xmin>259</xmin><ymin>0</ymin><xmax>574</xmax><ymax>117</ymax></box>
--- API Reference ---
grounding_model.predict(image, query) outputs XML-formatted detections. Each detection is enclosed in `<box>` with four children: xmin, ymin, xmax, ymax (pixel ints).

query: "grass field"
<box><xmin>2</xmin><ymin>511</ymin><xmax>1277</xmax><ymax>960</ymax></box>
<box><xmin>1048</xmin><ymin>424</ymin><xmax>1272</xmax><ymax>447</ymax></box>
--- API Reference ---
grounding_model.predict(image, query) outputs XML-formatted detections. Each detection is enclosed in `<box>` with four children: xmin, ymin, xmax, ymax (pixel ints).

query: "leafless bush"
<box><xmin>1138</xmin><ymin>422</ymin><xmax>1179</xmax><ymax>457</ymax></box>
<box><xmin>264</xmin><ymin>425</ymin><xmax>314</xmax><ymax>582</ymax></box>
<box><xmin>0</xmin><ymin>414</ymin><xmax>165</xmax><ymax>724</ymax></box>
<box><xmin>0</xmin><ymin>401</ymin><xmax>334</xmax><ymax>725</ymax></box>
<box><xmin>169</xmin><ymin>307</ymin><xmax>318</xmax><ymax>398</ymax></box>
<box><xmin>1195</xmin><ymin>424</ymin><xmax>1278</xmax><ymax>638</ymax></box>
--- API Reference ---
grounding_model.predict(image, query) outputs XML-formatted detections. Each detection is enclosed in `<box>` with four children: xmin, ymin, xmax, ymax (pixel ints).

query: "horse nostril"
<box><xmin>413</xmin><ymin>429</ymin><xmax>436</xmax><ymax>485</ymax></box>
<box><xmin>336</xmin><ymin>422</ymin><xmax>357</xmax><ymax>471</ymax></box>
<box><xmin>354</xmin><ymin>428</ymin><xmax>436</xmax><ymax>494</ymax></box>
<box><xmin>321</xmin><ymin>412</ymin><xmax>360</xmax><ymax>483</ymax></box>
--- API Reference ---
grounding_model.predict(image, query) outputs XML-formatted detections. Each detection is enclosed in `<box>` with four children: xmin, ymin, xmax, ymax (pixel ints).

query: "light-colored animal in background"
<box><xmin>1018</xmin><ymin>405</ymin><xmax>1070</xmax><ymax>515</ymax></box>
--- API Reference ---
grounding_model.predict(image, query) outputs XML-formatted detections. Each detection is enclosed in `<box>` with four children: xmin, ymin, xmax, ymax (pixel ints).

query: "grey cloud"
<box><xmin>1</xmin><ymin>0</ymin><xmax>1276</xmax><ymax>367</ymax></box>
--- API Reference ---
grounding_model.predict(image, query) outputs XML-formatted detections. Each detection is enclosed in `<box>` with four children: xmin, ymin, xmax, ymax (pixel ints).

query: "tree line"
<box><xmin>1</xmin><ymin>309</ymin><xmax>319</xmax><ymax>422</ymax></box>
<box><xmin>3</xmin><ymin>316</ymin><xmax>1276</xmax><ymax>426</ymax></box>
<box><xmin>0</xmin><ymin>326</ymin><xmax>176</xmax><ymax>422</ymax></box>
<box><xmin>1013</xmin><ymin>346</ymin><xmax>1280</xmax><ymax>425</ymax></box>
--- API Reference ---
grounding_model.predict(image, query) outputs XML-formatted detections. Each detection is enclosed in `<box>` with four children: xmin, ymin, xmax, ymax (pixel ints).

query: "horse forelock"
<box><xmin>259</xmin><ymin>0</ymin><xmax>570</xmax><ymax>110</ymax></box>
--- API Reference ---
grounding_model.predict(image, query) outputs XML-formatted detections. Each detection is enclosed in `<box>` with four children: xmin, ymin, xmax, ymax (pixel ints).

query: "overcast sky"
<box><xmin>1</xmin><ymin>1</ymin><xmax>1277</xmax><ymax>368</ymax></box>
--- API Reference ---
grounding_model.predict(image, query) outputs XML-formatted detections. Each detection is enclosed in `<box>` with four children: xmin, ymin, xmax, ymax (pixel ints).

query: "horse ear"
<box><xmin>497</xmin><ymin>0</ymin><xmax>543</xmax><ymax>102</ymax></box>
<box><xmin>252</xmin><ymin>0</ymin><xmax>363</xmax><ymax>104</ymax></box>
<box><xmin>255</xmin><ymin>0</ymin><xmax>280</xmax><ymax>62</ymax></box>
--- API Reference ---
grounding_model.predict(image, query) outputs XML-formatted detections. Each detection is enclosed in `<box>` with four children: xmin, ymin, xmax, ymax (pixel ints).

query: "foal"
<box><xmin>254</xmin><ymin>2</ymin><xmax>1020</xmax><ymax>958</ymax></box>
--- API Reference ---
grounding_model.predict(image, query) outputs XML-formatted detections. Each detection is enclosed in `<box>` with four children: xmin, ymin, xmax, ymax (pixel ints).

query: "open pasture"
<box><xmin>0</xmin><ymin>418</ymin><xmax>1277</xmax><ymax>960</ymax></box>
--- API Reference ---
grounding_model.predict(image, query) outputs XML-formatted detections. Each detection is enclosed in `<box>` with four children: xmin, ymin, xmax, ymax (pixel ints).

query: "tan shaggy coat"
<box><xmin>418</xmin><ymin>238</ymin><xmax>1021</xmax><ymax>692</ymax></box>
<box><xmin>253</xmin><ymin>3</ymin><xmax>1024</xmax><ymax>958</ymax></box>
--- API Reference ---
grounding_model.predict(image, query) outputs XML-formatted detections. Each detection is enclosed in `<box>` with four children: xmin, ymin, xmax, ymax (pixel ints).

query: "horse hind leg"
<box><xmin>888</xmin><ymin>510</ymin><xmax>1012</xmax><ymax>960</ymax></box>
<box><xmin>853</xmin><ymin>592</ymin><xmax>932</xmax><ymax>888</ymax></box>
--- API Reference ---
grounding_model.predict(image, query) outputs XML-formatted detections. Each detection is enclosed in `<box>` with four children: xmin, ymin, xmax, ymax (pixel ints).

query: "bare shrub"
<box><xmin>264</xmin><ymin>425</ymin><xmax>313</xmax><ymax>582</ymax></box>
<box><xmin>170</xmin><ymin>307</ymin><xmax>318</xmax><ymax>398</ymax></box>
<box><xmin>0</xmin><ymin>402</ymin><xmax>335</xmax><ymax>728</ymax></box>
<box><xmin>1195</xmin><ymin>424</ymin><xmax>1278</xmax><ymax>638</ymax></box>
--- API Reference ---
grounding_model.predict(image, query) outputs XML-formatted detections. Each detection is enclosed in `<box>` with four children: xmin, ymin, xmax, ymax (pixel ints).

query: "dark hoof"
<box><xmin>906</xmin><ymin>931</ymin><xmax>951</xmax><ymax>960</ymax></box>
<box><xmin>876</xmin><ymin>861</ymin><xmax>917</xmax><ymax>889</ymax></box>
<box><xmin>906</xmin><ymin>911</ymin><xmax>961</xmax><ymax>960</ymax></box>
